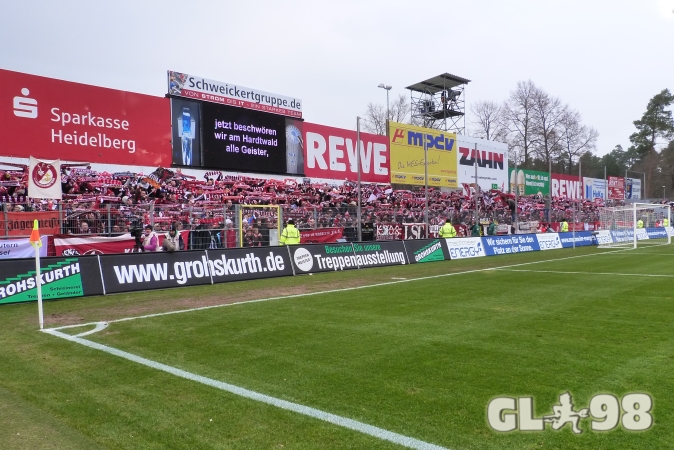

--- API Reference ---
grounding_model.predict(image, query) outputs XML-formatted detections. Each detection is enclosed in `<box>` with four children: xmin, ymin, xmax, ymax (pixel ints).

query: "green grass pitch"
<box><xmin>1</xmin><ymin>245</ymin><xmax>673</xmax><ymax>449</ymax></box>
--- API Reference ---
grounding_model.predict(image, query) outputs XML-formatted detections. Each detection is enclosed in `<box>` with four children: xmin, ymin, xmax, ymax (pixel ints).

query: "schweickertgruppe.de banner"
<box><xmin>0</xmin><ymin>256</ymin><xmax>104</xmax><ymax>305</ymax></box>
<box><xmin>0</xmin><ymin>236</ymin><xmax>47</xmax><ymax>259</ymax></box>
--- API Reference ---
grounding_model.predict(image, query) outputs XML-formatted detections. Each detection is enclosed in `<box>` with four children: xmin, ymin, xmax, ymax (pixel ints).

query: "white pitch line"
<box><xmin>42</xmin><ymin>327</ymin><xmax>450</xmax><ymax>450</ymax></box>
<box><xmin>494</xmin><ymin>268</ymin><xmax>674</xmax><ymax>278</ymax></box>
<box><xmin>47</xmin><ymin>247</ymin><xmax>632</xmax><ymax>333</ymax></box>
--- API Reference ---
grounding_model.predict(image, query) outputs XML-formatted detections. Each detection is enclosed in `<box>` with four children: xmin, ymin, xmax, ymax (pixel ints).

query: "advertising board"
<box><xmin>0</xmin><ymin>68</ymin><xmax>171</xmax><ymax>166</ymax></box>
<box><xmin>583</xmin><ymin>177</ymin><xmax>607</xmax><ymax>200</ymax></box>
<box><xmin>558</xmin><ymin>231</ymin><xmax>598</xmax><ymax>247</ymax></box>
<box><xmin>0</xmin><ymin>236</ymin><xmax>48</xmax><ymax>259</ymax></box>
<box><xmin>0</xmin><ymin>256</ymin><xmax>104</xmax><ymax>305</ymax></box>
<box><xmin>444</xmin><ymin>237</ymin><xmax>485</xmax><ymax>259</ymax></box>
<box><xmin>168</xmin><ymin>71</ymin><xmax>302</xmax><ymax>118</ymax></box>
<box><xmin>403</xmin><ymin>239</ymin><xmax>450</xmax><ymax>263</ymax></box>
<box><xmin>303</xmin><ymin>122</ymin><xmax>389</xmax><ymax>183</ymax></box>
<box><xmin>99</xmin><ymin>250</ymin><xmax>212</xmax><ymax>293</ymax></box>
<box><xmin>508</xmin><ymin>169</ymin><xmax>549</xmax><ymax>196</ymax></box>
<box><xmin>456</xmin><ymin>136</ymin><xmax>508</xmax><ymax>192</ymax></box>
<box><xmin>608</xmin><ymin>176</ymin><xmax>625</xmax><ymax>200</ymax></box>
<box><xmin>207</xmin><ymin>247</ymin><xmax>294</xmax><ymax>283</ymax></box>
<box><xmin>0</xmin><ymin>211</ymin><xmax>60</xmax><ymax>237</ymax></box>
<box><xmin>552</xmin><ymin>173</ymin><xmax>582</xmax><ymax>199</ymax></box>
<box><xmin>535</xmin><ymin>233</ymin><xmax>563</xmax><ymax>251</ymax></box>
<box><xmin>171</xmin><ymin>98</ymin><xmax>201</xmax><ymax>167</ymax></box>
<box><xmin>389</xmin><ymin>122</ymin><xmax>457</xmax><ymax>188</ymax></box>
<box><xmin>626</xmin><ymin>178</ymin><xmax>641</xmax><ymax>199</ymax></box>
<box><xmin>352</xmin><ymin>241</ymin><xmax>407</xmax><ymax>268</ymax></box>
<box><xmin>199</xmin><ymin>102</ymin><xmax>303</xmax><ymax>175</ymax></box>
<box><xmin>289</xmin><ymin>243</ymin><xmax>358</xmax><ymax>273</ymax></box>
<box><xmin>481</xmin><ymin>234</ymin><xmax>540</xmax><ymax>256</ymax></box>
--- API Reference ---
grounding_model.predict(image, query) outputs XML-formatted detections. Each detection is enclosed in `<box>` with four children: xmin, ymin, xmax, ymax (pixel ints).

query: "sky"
<box><xmin>2</xmin><ymin>0</ymin><xmax>672</xmax><ymax>157</ymax></box>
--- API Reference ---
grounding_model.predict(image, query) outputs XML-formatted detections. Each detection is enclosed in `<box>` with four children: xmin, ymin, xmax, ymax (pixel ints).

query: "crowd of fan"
<box><xmin>0</xmin><ymin>165</ymin><xmax>650</xmax><ymax>238</ymax></box>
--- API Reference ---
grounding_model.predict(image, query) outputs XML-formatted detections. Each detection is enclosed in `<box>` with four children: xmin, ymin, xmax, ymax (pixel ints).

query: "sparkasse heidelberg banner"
<box><xmin>168</xmin><ymin>71</ymin><xmax>302</xmax><ymax>118</ymax></box>
<box><xmin>303</xmin><ymin>122</ymin><xmax>390</xmax><ymax>183</ymax></box>
<box><xmin>0</xmin><ymin>68</ymin><xmax>171</xmax><ymax>166</ymax></box>
<box><xmin>456</xmin><ymin>136</ymin><xmax>508</xmax><ymax>191</ymax></box>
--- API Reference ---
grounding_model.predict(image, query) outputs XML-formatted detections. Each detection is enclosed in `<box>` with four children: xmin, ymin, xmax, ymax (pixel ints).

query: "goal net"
<box><xmin>598</xmin><ymin>203</ymin><xmax>672</xmax><ymax>249</ymax></box>
<box><xmin>238</xmin><ymin>205</ymin><xmax>281</xmax><ymax>247</ymax></box>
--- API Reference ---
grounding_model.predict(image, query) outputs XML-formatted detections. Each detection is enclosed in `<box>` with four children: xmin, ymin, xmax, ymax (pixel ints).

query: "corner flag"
<box><xmin>30</xmin><ymin>219</ymin><xmax>44</xmax><ymax>329</ymax></box>
<box><xmin>29</xmin><ymin>219</ymin><xmax>42</xmax><ymax>248</ymax></box>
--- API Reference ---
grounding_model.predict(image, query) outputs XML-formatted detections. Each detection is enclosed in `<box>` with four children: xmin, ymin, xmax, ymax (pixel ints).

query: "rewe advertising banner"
<box><xmin>552</xmin><ymin>173</ymin><xmax>582</xmax><ymax>199</ymax></box>
<box><xmin>608</xmin><ymin>176</ymin><xmax>625</xmax><ymax>200</ymax></box>
<box><xmin>0</xmin><ymin>68</ymin><xmax>171</xmax><ymax>166</ymax></box>
<box><xmin>583</xmin><ymin>177</ymin><xmax>607</xmax><ymax>200</ymax></box>
<box><xmin>0</xmin><ymin>256</ymin><xmax>104</xmax><ymax>305</ymax></box>
<box><xmin>509</xmin><ymin>169</ymin><xmax>550</xmax><ymax>196</ymax></box>
<box><xmin>168</xmin><ymin>71</ymin><xmax>302</xmax><ymax>118</ymax></box>
<box><xmin>456</xmin><ymin>136</ymin><xmax>508</xmax><ymax>191</ymax></box>
<box><xmin>389</xmin><ymin>122</ymin><xmax>458</xmax><ymax>187</ymax></box>
<box><xmin>303</xmin><ymin>122</ymin><xmax>390</xmax><ymax>183</ymax></box>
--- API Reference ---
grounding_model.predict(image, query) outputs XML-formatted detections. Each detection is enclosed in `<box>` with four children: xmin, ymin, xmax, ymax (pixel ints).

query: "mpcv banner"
<box><xmin>445</xmin><ymin>237</ymin><xmax>485</xmax><ymax>259</ymax></box>
<box><xmin>0</xmin><ymin>256</ymin><xmax>104</xmax><ymax>305</ymax></box>
<box><xmin>481</xmin><ymin>234</ymin><xmax>539</xmax><ymax>256</ymax></box>
<box><xmin>289</xmin><ymin>243</ymin><xmax>357</xmax><ymax>273</ymax></box>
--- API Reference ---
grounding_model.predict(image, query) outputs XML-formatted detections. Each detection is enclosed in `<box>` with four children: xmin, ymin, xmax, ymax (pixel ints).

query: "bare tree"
<box><xmin>559</xmin><ymin>109</ymin><xmax>598</xmax><ymax>174</ymax></box>
<box><xmin>469</xmin><ymin>100</ymin><xmax>508</xmax><ymax>141</ymax></box>
<box><xmin>363</xmin><ymin>94</ymin><xmax>410</xmax><ymax>135</ymax></box>
<box><xmin>531</xmin><ymin>87</ymin><xmax>568</xmax><ymax>167</ymax></box>
<box><xmin>502</xmin><ymin>80</ymin><xmax>538</xmax><ymax>167</ymax></box>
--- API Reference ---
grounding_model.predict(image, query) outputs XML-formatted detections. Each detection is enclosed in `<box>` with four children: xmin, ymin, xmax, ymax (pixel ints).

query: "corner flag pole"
<box><xmin>29</xmin><ymin>219</ymin><xmax>44</xmax><ymax>329</ymax></box>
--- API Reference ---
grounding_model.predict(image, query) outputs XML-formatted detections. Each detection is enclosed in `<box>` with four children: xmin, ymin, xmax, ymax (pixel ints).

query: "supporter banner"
<box><xmin>456</xmin><ymin>136</ymin><xmax>508</xmax><ymax>192</ymax></box>
<box><xmin>168</xmin><ymin>71</ymin><xmax>302</xmax><ymax>118</ymax></box>
<box><xmin>626</xmin><ymin>178</ymin><xmax>641</xmax><ymax>199</ymax></box>
<box><xmin>509</xmin><ymin>169</ymin><xmax>549</xmax><ymax>196</ymax></box>
<box><xmin>28</xmin><ymin>157</ymin><xmax>61</xmax><ymax>199</ymax></box>
<box><xmin>0</xmin><ymin>68</ymin><xmax>171</xmax><ymax>166</ymax></box>
<box><xmin>352</xmin><ymin>241</ymin><xmax>407</xmax><ymax>268</ymax></box>
<box><xmin>535</xmin><ymin>233</ymin><xmax>563</xmax><ymax>250</ymax></box>
<box><xmin>303</xmin><ymin>122</ymin><xmax>389</xmax><ymax>183</ymax></box>
<box><xmin>482</xmin><ymin>234</ymin><xmax>540</xmax><ymax>256</ymax></box>
<box><xmin>99</xmin><ymin>250</ymin><xmax>212</xmax><ymax>294</ymax></box>
<box><xmin>403</xmin><ymin>223</ymin><xmax>427</xmax><ymax>240</ymax></box>
<box><xmin>558</xmin><ymin>231</ymin><xmax>598</xmax><ymax>247</ymax></box>
<box><xmin>289</xmin><ymin>243</ymin><xmax>357</xmax><ymax>273</ymax></box>
<box><xmin>300</xmin><ymin>228</ymin><xmax>343</xmax><ymax>244</ymax></box>
<box><xmin>445</xmin><ymin>237</ymin><xmax>485</xmax><ymax>259</ymax></box>
<box><xmin>1</xmin><ymin>211</ymin><xmax>61</xmax><ymax>237</ymax></box>
<box><xmin>552</xmin><ymin>173</ymin><xmax>582</xmax><ymax>199</ymax></box>
<box><xmin>0</xmin><ymin>256</ymin><xmax>104</xmax><ymax>305</ymax></box>
<box><xmin>0</xmin><ymin>236</ymin><xmax>48</xmax><ymax>259</ymax></box>
<box><xmin>207</xmin><ymin>247</ymin><xmax>294</xmax><ymax>283</ymax></box>
<box><xmin>54</xmin><ymin>231</ymin><xmax>190</xmax><ymax>256</ymax></box>
<box><xmin>389</xmin><ymin>122</ymin><xmax>457</xmax><ymax>188</ymax></box>
<box><xmin>376</xmin><ymin>223</ymin><xmax>403</xmax><ymax>241</ymax></box>
<box><xmin>583</xmin><ymin>177</ymin><xmax>607</xmax><ymax>200</ymax></box>
<box><xmin>403</xmin><ymin>239</ymin><xmax>450</xmax><ymax>264</ymax></box>
<box><xmin>608</xmin><ymin>176</ymin><xmax>625</xmax><ymax>200</ymax></box>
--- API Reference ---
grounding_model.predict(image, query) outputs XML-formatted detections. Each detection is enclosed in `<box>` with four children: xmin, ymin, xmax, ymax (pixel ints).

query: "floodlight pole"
<box><xmin>514</xmin><ymin>151</ymin><xmax>518</xmax><ymax>224</ymax></box>
<box><xmin>378</xmin><ymin>84</ymin><xmax>392</xmax><ymax>137</ymax></box>
<box><xmin>356</xmin><ymin>117</ymin><xmax>362</xmax><ymax>242</ymax></box>
<box><xmin>474</xmin><ymin>143</ymin><xmax>479</xmax><ymax>224</ymax></box>
<box><xmin>604</xmin><ymin>166</ymin><xmax>607</xmax><ymax>201</ymax></box>
<box><xmin>424</xmin><ymin>137</ymin><xmax>429</xmax><ymax>233</ymax></box>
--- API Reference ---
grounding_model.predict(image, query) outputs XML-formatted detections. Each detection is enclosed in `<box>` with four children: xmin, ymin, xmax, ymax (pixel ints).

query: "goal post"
<box><xmin>238</xmin><ymin>205</ymin><xmax>281</xmax><ymax>247</ymax></box>
<box><xmin>599</xmin><ymin>203</ymin><xmax>672</xmax><ymax>249</ymax></box>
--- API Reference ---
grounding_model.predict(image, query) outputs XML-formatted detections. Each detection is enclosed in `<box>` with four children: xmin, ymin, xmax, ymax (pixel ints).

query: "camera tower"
<box><xmin>407</xmin><ymin>73</ymin><xmax>470</xmax><ymax>133</ymax></box>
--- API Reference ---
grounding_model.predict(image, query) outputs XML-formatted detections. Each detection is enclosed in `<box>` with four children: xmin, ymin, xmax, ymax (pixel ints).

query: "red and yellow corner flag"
<box><xmin>29</xmin><ymin>219</ymin><xmax>42</xmax><ymax>248</ymax></box>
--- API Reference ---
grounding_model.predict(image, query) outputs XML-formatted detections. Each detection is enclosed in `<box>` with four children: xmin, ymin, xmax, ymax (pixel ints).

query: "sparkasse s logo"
<box><xmin>13</xmin><ymin>88</ymin><xmax>38</xmax><ymax>118</ymax></box>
